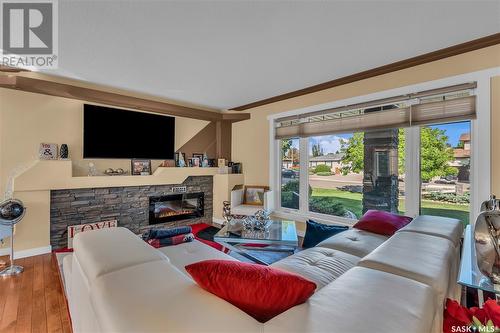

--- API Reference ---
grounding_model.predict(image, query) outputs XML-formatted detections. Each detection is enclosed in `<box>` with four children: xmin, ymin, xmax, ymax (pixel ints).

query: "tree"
<box><xmin>420</xmin><ymin>127</ymin><xmax>458</xmax><ymax>182</ymax></box>
<box><xmin>311</xmin><ymin>143</ymin><xmax>324</xmax><ymax>157</ymax></box>
<box><xmin>340</xmin><ymin>133</ymin><xmax>364</xmax><ymax>174</ymax></box>
<box><xmin>281</xmin><ymin>139</ymin><xmax>292</xmax><ymax>158</ymax></box>
<box><xmin>398</xmin><ymin>128</ymin><xmax>405</xmax><ymax>175</ymax></box>
<box><xmin>340</xmin><ymin>128</ymin><xmax>457</xmax><ymax>182</ymax></box>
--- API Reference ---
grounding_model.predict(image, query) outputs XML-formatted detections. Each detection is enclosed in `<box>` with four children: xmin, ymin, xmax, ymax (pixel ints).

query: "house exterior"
<box><xmin>452</xmin><ymin>133</ymin><xmax>471</xmax><ymax>182</ymax></box>
<box><xmin>309</xmin><ymin>153</ymin><xmax>345</xmax><ymax>173</ymax></box>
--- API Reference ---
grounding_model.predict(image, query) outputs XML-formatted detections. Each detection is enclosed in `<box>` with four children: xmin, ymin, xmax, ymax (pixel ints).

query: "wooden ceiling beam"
<box><xmin>0</xmin><ymin>75</ymin><xmax>251</xmax><ymax>122</ymax></box>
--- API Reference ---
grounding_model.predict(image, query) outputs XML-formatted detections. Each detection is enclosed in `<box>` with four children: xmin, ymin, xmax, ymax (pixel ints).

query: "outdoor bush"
<box><xmin>281</xmin><ymin>180</ymin><xmax>312</xmax><ymax>196</ymax></box>
<box><xmin>309</xmin><ymin>197</ymin><xmax>346</xmax><ymax>216</ymax></box>
<box><xmin>314</xmin><ymin>164</ymin><xmax>331</xmax><ymax>173</ymax></box>
<box><xmin>316</xmin><ymin>171</ymin><xmax>332</xmax><ymax>176</ymax></box>
<box><xmin>309</xmin><ymin>167</ymin><xmax>316</xmax><ymax>174</ymax></box>
<box><xmin>422</xmin><ymin>191</ymin><xmax>470</xmax><ymax>204</ymax></box>
<box><xmin>281</xmin><ymin>192</ymin><xmax>299</xmax><ymax>209</ymax></box>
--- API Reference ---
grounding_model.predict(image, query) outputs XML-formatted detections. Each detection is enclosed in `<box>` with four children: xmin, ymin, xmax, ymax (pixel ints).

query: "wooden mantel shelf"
<box><xmin>13</xmin><ymin>160</ymin><xmax>232</xmax><ymax>192</ymax></box>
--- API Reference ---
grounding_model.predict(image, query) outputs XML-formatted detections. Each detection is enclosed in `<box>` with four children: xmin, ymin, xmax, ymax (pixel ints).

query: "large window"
<box><xmin>274</xmin><ymin>82</ymin><xmax>480</xmax><ymax>226</ymax></box>
<box><xmin>307</xmin><ymin>129</ymin><xmax>405</xmax><ymax>219</ymax></box>
<box><xmin>420</xmin><ymin>121</ymin><xmax>471</xmax><ymax>224</ymax></box>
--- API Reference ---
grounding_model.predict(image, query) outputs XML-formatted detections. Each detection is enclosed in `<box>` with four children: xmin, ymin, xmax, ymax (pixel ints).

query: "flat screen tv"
<box><xmin>83</xmin><ymin>104</ymin><xmax>175</xmax><ymax>159</ymax></box>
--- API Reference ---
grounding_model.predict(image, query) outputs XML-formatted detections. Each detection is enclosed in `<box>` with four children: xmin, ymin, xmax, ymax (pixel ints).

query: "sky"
<box><xmin>429</xmin><ymin>121</ymin><xmax>470</xmax><ymax>147</ymax></box>
<box><xmin>304</xmin><ymin>121</ymin><xmax>470</xmax><ymax>155</ymax></box>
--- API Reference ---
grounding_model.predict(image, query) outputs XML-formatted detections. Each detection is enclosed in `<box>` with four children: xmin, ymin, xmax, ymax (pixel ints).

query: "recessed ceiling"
<box><xmin>47</xmin><ymin>0</ymin><xmax>500</xmax><ymax>110</ymax></box>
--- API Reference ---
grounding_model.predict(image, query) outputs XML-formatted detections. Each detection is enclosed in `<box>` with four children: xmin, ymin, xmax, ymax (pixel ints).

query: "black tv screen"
<box><xmin>83</xmin><ymin>104</ymin><xmax>175</xmax><ymax>159</ymax></box>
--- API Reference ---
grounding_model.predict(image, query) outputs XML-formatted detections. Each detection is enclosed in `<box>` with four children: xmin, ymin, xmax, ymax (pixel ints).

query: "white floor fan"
<box><xmin>0</xmin><ymin>199</ymin><xmax>26</xmax><ymax>276</ymax></box>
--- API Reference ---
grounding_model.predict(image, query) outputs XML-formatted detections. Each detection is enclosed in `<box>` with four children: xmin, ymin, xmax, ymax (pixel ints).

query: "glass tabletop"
<box><xmin>214</xmin><ymin>219</ymin><xmax>298</xmax><ymax>247</ymax></box>
<box><xmin>458</xmin><ymin>225</ymin><xmax>500</xmax><ymax>294</ymax></box>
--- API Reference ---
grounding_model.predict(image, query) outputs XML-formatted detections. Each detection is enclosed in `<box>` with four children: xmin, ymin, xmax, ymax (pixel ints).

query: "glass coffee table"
<box><xmin>214</xmin><ymin>219</ymin><xmax>298</xmax><ymax>265</ymax></box>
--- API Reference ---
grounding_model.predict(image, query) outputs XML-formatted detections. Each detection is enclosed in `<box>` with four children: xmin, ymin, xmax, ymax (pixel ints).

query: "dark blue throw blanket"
<box><xmin>144</xmin><ymin>226</ymin><xmax>192</xmax><ymax>240</ymax></box>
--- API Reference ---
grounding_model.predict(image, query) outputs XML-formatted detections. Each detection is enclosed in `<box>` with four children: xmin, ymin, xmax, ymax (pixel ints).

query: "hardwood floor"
<box><xmin>0</xmin><ymin>254</ymin><xmax>72</xmax><ymax>333</ymax></box>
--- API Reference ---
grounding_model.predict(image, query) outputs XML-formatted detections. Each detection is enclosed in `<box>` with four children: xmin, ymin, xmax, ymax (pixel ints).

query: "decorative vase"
<box><xmin>178</xmin><ymin>152</ymin><xmax>186</xmax><ymax>167</ymax></box>
<box><xmin>60</xmin><ymin>144</ymin><xmax>69</xmax><ymax>159</ymax></box>
<box><xmin>474</xmin><ymin>195</ymin><xmax>500</xmax><ymax>283</ymax></box>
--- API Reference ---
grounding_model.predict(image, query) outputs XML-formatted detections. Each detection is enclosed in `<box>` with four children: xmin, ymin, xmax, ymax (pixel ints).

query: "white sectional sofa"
<box><xmin>63</xmin><ymin>215</ymin><xmax>463</xmax><ymax>333</ymax></box>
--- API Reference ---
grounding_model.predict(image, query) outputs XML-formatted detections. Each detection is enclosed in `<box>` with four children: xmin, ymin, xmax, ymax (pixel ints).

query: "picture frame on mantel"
<box><xmin>192</xmin><ymin>153</ymin><xmax>204</xmax><ymax>161</ymax></box>
<box><xmin>131</xmin><ymin>159</ymin><xmax>152</xmax><ymax>175</ymax></box>
<box><xmin>39</xmin><ymin>143</ymin><xmax>58</xmax><ymax>160</ymax></box>
<box><xmin>189</xmin><ymin>157</ymin><xmax>200</xmax><ymax>167</ymax></box>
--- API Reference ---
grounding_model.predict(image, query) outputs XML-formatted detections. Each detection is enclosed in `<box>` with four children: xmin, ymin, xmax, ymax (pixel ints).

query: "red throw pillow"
<box><xmin>353</xmin><ymin>210</ymin><xmax>412</xmax><ymax>236</ymax></box>
<box><xmin>185</xmin><ymin>260</ymin><xmax>316</xmax><ymax>322</ymax></box>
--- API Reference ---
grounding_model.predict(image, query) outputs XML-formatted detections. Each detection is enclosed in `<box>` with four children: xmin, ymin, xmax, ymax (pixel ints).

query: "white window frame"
<box><xmin>269</xmin><ymin>67</ymin><xmax>498</xmax><ymax>226</ymax></box>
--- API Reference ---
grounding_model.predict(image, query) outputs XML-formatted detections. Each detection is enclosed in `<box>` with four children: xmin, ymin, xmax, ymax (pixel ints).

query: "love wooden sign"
<box><xmin>67</xmin><ymin>220</ymin><xmax>117</xmax><ymax>248</ymax></box>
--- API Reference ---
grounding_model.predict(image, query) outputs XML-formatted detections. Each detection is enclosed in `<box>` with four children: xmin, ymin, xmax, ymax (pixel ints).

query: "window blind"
<box><xmin>275</xmin><ymin>82</ymin><xmax>476</xmax><ymax>139</ymax></box>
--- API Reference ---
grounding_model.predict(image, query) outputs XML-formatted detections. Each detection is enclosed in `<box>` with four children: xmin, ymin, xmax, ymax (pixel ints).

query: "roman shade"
<box><xmin>275</xmin><ymin>82</ymin><xmax>476</xmax><ymax>139</ymax></box>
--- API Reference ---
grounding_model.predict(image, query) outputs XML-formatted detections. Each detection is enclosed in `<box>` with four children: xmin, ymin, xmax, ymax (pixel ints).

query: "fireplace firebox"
<box><xmin>149</xmin><ymin>192</ymin><xmax>204</xmax><ymax>225</ymax></box>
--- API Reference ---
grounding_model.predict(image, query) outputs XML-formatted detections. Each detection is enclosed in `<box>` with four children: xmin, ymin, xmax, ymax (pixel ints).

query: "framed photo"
<box><xmin>39</xmin><ymin>143</ymin><xmax>58</xmax><ymax>160</ymax></box>
<box><xmin>131</xmin><ymin>159</ymin><xmax>152</xmax><ymax>175</ymax></box>
<box><xmin>208</xmin><ymin>159</ymin><xmax>216</xmax><ymax>167</ymax></box>
<box><xmin>243</xmin><ymin>185</ymin><xmax>269</xmax><ymax>205</ymax></box>
<box><xmin>218</xmin><ymin>158</ymin><xmax>226</xmax><ymax>168</ymax></box>
<box><xmin>192</xmin><ymin>153</ymin><xmax>204</xmax><ymax>160</ymax></box>
<box><xmin>174</xmin><ymin>152</ymin><xmax>186</xmax><ymax>167</ymax></box>
<box><xmin>189</xmin><ymin>157</ymin><xmax>200</xmax><ymax>167</ymax></box>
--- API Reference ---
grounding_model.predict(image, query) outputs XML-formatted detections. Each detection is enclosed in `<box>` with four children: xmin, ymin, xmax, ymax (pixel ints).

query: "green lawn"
<box><xmin>311</xmin><ymin>187</ymin><xmax>470</xmax><ymax>225</ymax></box>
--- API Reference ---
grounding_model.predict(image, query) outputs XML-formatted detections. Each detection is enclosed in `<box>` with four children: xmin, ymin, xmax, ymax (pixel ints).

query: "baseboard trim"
<box><xmin>0</xmin><ymin>245</ymin><xmax>52</xmax><ymax>259</ymax></box>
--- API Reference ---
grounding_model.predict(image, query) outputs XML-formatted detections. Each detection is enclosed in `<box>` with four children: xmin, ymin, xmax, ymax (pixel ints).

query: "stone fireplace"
<box><xmin>50</xmin><ymin>176</ymin><xmax>212</xmax><ymax>249</ymax></box>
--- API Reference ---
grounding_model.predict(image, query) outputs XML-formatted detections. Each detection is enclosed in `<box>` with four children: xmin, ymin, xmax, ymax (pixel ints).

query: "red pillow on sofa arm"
<box><xmin>353</xmin><ymin>210</ymin><xmax>413</xmax><ymax>236</ymax></box>
<box><xmin>185</xmin><ymin>260</ymin><xmax>316</xmax><ymax>323</ymax></box>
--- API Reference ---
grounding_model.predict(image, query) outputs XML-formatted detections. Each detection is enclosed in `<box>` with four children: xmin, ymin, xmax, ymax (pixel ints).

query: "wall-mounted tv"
<box><xmin>83</xmin><ymin>104</ymin><xmax>175</xmax><ymax>159</ymax></box>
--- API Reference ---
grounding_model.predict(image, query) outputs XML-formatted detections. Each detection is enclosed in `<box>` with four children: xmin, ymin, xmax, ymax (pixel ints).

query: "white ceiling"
<box><xmin>49</xmin><ymin>0</ymin><xmax>500</xmax><ymax>110</ymax></box>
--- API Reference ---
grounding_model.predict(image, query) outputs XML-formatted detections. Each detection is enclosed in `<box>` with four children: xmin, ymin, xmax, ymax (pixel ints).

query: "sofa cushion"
<box><xmin>73</xmin><ymin>227</ymin><xmax>168</xmax><ymax>283</ymax></box>
<box><xmin>158</xmin><ymin>240</ymin><xmax>236</xmax><ymax>274</ymax></box>
<box><xmin>397</xmin><ymin>215</ymin><xmax>463</xmax><ymax>247</ymax></box>
<box><xmin>271</xmin><ymin>247</ymin><xmax>360</xmax><ymax>289</ymax></box>
<box><xmin>316</xmin><ymin>228</ymin><xmax>388</xmax><ymax>257</ymax></box>
<box><xmin>358</xmin><ymin>231</ymin><xmax>454</xmax><ymax>303</ymax></box>
<box><xmin>90</xmin><ymin>260</ymin><xmax>262</xmax><ymax>332</ymax></box>
<box><xmin>353</xmin><ymin>210</ymin><xmax>412</xmax><ymax>236</ymax></box>
<box><xmin>302</xmin><ymin>219</ymin><xmax>348</xmax><ymax>248</ymax></box>
<box><xmin>185</xmin><ymin>260</ymin><xmax>316</xmax><ymax>323</ymax></box>
<box><xmin>263</xmin><ymin>266</ymin><xmax>436</xmax><ymax>333</ymax></box>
